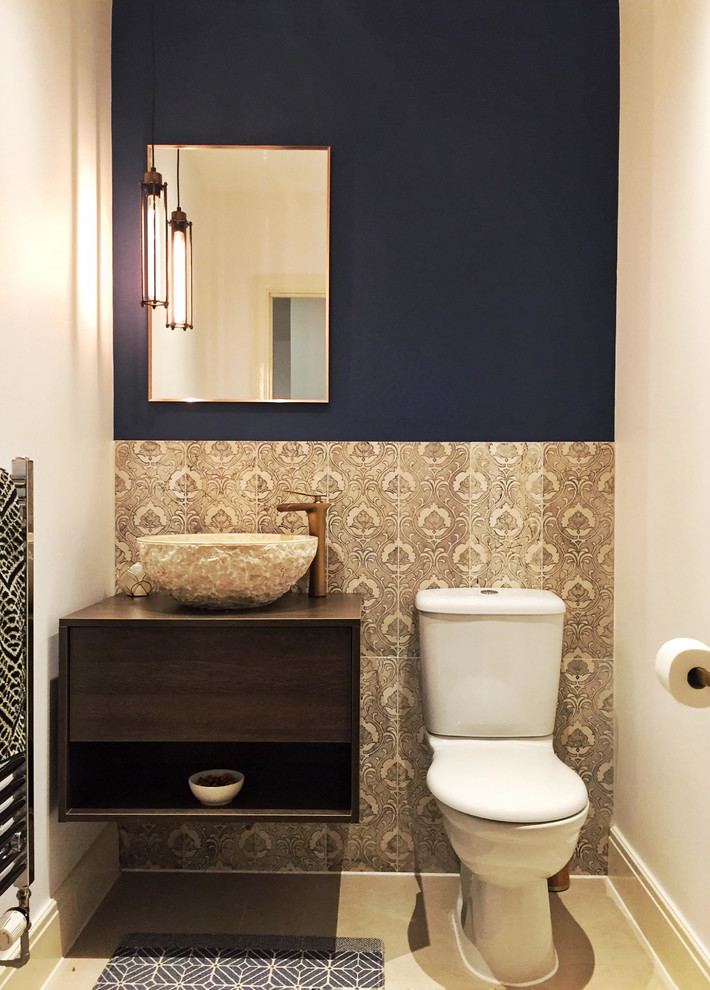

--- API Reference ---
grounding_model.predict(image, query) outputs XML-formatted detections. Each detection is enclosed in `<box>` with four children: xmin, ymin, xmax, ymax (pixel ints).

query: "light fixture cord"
<box><xmin>176</xmin><ymin>148</ymin><xmax>181</xmax><ymax>210</ymax></box>
<box><xmin>149</xmin><ymin>0</ymin><xmax>156</xmax><ymax>171</ymax></box>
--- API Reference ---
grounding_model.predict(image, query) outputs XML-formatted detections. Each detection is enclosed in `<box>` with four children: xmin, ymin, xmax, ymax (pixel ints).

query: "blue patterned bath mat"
<box><xmin>92</xmin><ymin>932</ymin><xmax>385</xmax><ymax>989</ymax></box>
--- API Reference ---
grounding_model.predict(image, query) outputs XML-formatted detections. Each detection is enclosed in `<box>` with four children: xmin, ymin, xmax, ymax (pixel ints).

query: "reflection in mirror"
<box><xmin>149</xmin><ymin>146</ymin><xmax>329</xmax><ymax>403</ymax></box>
<box><xmin>272</xmin><ymin>295</ymin><xmax>327</xmax><ymax>400</ymax></box>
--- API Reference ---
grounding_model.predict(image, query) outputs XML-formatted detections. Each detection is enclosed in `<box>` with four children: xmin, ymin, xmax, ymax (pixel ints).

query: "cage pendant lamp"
<box><xmin>167</xmin><ymin>149</ymin><xmax>193</xmax><ymax>330</ymax></box>
<box><xmin>140</xmin><ymin>1</ymin><xmax>167</xmax><ymax>309</ymax></box>
<box><xmin>140</xmin><ymin>155</ymin><xmax>168</xmax><ymax>308</ymax></box>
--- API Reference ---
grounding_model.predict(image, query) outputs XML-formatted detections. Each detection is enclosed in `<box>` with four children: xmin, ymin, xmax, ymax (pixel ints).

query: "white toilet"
<box><xmin>416</xmin><ymin>587</ymin><xmax>588</xmax><ymax>987</ymax></box>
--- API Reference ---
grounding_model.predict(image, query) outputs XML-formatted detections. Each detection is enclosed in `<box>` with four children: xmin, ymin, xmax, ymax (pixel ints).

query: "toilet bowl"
<box><xmin>427</xmin><ymin>735</ymin><xmax>588</xmax><ymax>986</ymax></box>
<box><xmin>415</xmin><ymin>587</ymin><xmax>589</xmax><ymax>987</ymax></box>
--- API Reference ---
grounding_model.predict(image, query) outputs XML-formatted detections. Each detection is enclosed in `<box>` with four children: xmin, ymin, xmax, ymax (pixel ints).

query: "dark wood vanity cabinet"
<box><xmin>58</xmin><ymin>593</ymin><xmax>361</xmax><ymax>822</ymax></box>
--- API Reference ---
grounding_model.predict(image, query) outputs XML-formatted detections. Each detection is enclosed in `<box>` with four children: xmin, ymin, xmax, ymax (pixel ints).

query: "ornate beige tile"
<box><xmin>334</xmin><ymin>551</ymin><xmax>399</xmax><ymax>658</ymax></box>
<box><xmin>114</xmin><ymin>441</ymin><xmax>186</xmax><ymax>588</ymax></box>
<box><xmin>326</xmin><ymin>811</ymin><xmax>399</xmax><ymax>874</ymax></box>
<box><xmin>263</xmin><ymin>823</ymin><xmax>330</xmax><ymax>872</ymax></box>
<box><xmin>180</xmin><ymin>822</ymin><xmax>243</xmax><ymax>871</ymax></box>
<box><xmin>328</xmin><ymin>443</ymin><xmax>399</xmax><ymax>657</ymax></box>
<box><xmin>184</xmin><ymin>441</ymin><xmax>258</xmax><ymax>533</ymax></box>
<box><xmin>328</xmin><ymin>655</ymin><xmax>399</xmax><ymax>872</ymax></box>
<box><xmin>114</xmin><ymin>437</ymin><xmax>615</xmax><ymax>878</ymax></box>
<box><xmin>555</xmin><ymin>656</ymin><xmax>614</xmax><ymax>876</ymax></box>
<box><xmin>256</xmin><ymin>441</ymin><xmax>329</xmax><ymax>535</ymax></box>
<box><xmin>397</xmin><ymin>658</ymin><xmax>459</xmax><ymax>874</ymax></box>
<box><xmin>471</xmin><ymin>442</ymin><xmax>544</xmax><ymax>588</ymax></box>
<box><xmin>204</xmin><ymin>822</ymin><xmax>276</xmax><ymax>872</ymax></box>
<box><xmin>177</xmin><ymin>821</ymin><xmax>325</xmax><ymax>872</ymax></box>
<box><xmin>118</xmin><ymin>821</ymin><xmax>186</xmax><ymax>870</ymax></box>
<box><xmin>399</xmin><ymin>442</ymin><xmax>470</xmax><ymax>656</ymax></box>
<box><xmin>543</xmin><ymin>442</ymin><xmax>614</xmax><ymax>658</ymax></box>
<box><xmin>571</xmin><ymin>801</ymin><xmax>613</xmax><ymax>877</ymax></box>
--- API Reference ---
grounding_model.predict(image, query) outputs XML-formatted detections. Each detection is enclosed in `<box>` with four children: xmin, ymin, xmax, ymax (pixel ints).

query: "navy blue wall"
<box><xmin>112</xmin><ymin>0</ymin><xmax>619</xmax><ymax>440</ymax></box>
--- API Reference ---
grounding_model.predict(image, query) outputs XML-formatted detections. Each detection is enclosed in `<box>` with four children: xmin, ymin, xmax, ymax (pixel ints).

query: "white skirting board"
<box><xmin>608</xmin><ymin>826</ymin><xmax>710</xmax><ymax>990</ymax></box>
<box><xmin>0</xmin><ymin>826</ymin><xmax>119</xmax><ymax>990</ymax></box>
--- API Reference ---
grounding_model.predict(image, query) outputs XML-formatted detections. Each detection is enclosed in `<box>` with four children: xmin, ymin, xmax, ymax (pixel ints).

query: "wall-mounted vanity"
<box><xmin>58</xmin><ymin>592</ymin><xmax>360</xmax><ymax>822</ymax></box>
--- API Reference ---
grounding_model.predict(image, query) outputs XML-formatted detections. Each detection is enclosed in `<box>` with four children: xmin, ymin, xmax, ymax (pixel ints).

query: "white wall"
<box><xmin>616</xmin><ymin>0</ymin><xmax>710</xmax><ymax>959</ymax></box>
<box><xmin>0</xmin><ymin>0</ymin><xmax>114</xmax><ymax>923</ymax></box>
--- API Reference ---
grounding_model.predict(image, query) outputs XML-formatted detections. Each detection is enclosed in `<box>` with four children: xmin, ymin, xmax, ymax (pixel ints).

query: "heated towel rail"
<box><xmin>0</xmin><ymin>458</ymin><xmax>34</xmax><ymax>960</ymax></box>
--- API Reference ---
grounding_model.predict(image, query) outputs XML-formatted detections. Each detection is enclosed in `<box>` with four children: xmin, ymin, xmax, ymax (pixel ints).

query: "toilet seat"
<box><xmin>427</xmin><ymin>736</ymin><xmax>588</xmax><ymax>824</ymax></box>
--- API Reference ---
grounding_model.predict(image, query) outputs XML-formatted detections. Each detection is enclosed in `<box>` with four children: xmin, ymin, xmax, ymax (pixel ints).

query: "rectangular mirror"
<box><xmin>149</xmin><ymin>145</ymin><xmax>329</xmax><ymax>402</ymax></box>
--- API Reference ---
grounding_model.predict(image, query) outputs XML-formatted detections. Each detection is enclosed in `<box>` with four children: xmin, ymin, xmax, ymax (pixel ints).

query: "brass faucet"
<box><xmin>276</xmin><ymin>492</ymin><xmax>331</xmax><ymax>597</ymax></box>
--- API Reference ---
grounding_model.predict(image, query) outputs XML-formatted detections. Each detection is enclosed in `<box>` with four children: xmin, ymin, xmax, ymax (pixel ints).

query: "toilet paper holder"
<box><xmin>688</xmin><ymin>665</ymin><xmax>710</xmax><ymax>689</ymax></box>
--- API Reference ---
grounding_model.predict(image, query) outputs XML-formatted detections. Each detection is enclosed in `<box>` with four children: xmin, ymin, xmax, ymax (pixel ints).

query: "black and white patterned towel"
<box><xmin>0</xmin><ymin>468</ymin><xmax>25</xmax><ymax>764</ymax></box>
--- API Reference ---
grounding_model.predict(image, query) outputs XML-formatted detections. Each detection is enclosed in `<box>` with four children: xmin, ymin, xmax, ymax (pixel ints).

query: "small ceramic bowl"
<box><xmin>188</xmin><ymin>769</ymin><xmax>244</xmax><ymax>806</ymax></box>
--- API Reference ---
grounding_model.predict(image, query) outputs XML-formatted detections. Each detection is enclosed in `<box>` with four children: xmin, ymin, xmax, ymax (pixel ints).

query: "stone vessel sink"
<box><xmin>137</xmin><ymin>533</ymin><xmax>318</xmax><ymax>609</ymax></box>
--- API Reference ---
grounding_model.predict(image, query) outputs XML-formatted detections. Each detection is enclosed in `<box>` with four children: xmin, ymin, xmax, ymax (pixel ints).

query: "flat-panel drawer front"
<box><xmin>68</xmin><ymin>626</ymin><xmax>353</xmax><ymax>743</ymax></box>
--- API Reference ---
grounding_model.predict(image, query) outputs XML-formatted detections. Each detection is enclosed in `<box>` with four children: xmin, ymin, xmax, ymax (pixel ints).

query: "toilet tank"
<box><xmin>416</xmin><ymin>588</ymin><xmax>566</xmax><ymax>738</ymax></box>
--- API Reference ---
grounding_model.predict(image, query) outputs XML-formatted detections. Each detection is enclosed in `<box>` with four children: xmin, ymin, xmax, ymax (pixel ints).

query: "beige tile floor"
<box><xmin>44</xmin><ymin>872</ymin><xmax>676</xmax><ymax>990</ymax></box>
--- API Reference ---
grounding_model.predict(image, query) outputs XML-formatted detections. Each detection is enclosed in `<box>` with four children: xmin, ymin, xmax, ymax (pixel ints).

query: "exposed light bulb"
<box><xmin>167</xmin><ymin>207</ymin><xmax>193</xmax><ymax>330</ymax></box>
<box><xmin>140</xmin><ymin>167</ymin><xmax>167</xmax><ymax>308</ymax></box>
<box><xmin>171</xmin><ymin>230</ymin><xmax>187</xmax><ymax>325</ymax></box>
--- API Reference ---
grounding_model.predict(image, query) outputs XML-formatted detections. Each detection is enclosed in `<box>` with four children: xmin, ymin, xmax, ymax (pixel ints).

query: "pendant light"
<box><xmin>167</xmin><ymin>148</ymin><xmax>193</xmax><ymax>330</ymax></box>
<box><xmin>140</xmin><ymin>149</ymin><xmax>168</xmax><ymax>309</ymax></box>
<box><xmin>139</xmin><ymin>0</ymin><xmax>167</xmax><ymax>309</ymax></box>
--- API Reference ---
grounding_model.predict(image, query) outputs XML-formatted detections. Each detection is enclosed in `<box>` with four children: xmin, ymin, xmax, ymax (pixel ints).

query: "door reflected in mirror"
<box><xmin>148</xmin><ymin>145</ymin><xmax>329</xmax><ymax>403</ymax></box>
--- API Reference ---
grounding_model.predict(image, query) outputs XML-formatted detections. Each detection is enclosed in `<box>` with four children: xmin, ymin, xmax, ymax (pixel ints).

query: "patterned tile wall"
<box><xmin>115</xmin><ymin>440</ymin><xmax>614</xmax><ymax>875</ymax></box>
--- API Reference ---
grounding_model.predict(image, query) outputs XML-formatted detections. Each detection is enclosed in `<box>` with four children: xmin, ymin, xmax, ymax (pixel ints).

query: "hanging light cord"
<box><xmin>149</xmin><ymin>0</ymin><xmax>156</xmax><ymax>171</ymax></box>
<box><xmin>176</xmin><ymin>148</ymin><xmax>181</xmax><ymax>210</ymax></box>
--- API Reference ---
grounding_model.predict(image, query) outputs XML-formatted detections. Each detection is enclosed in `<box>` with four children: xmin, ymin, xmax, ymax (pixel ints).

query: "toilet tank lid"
<box><xmin>416</xmin><ymin>588</ymin><xmax>565</xmax><ymax>615</ymax></box>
